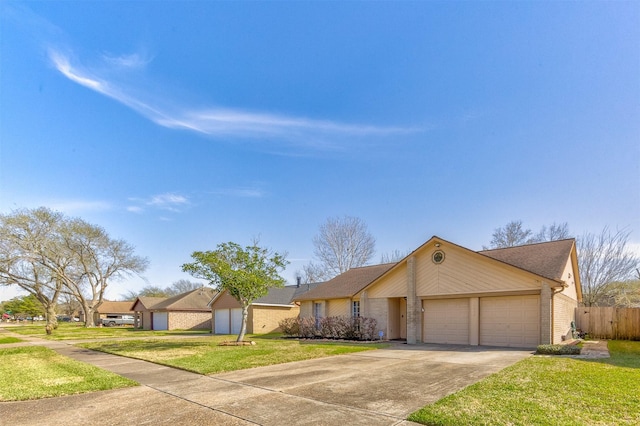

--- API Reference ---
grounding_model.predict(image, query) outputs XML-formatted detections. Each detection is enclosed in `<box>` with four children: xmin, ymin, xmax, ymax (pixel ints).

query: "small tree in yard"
<box><xmin>182</xmin><ymin>241</ymin><xmax>288</xmax><ymax>342</ymax></box>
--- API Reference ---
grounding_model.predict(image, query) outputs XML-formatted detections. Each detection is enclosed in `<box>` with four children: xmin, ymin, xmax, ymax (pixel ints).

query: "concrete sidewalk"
<box><xmin>0</xmin><ymin>329</ymin><xmax>533</xmax><ymax>425</ymax></box>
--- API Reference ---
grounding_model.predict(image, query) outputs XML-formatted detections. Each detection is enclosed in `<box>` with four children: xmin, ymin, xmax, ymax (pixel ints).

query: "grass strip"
<box><xmin>80</xmin><ymin>335</ymin><xmax>386</xmax><ymax>374</ymax></box>
<box><xmin>4</xmin><ymin>323</ymin><xmax>211</xmax><ymax>340</ymax></box>
<box><xmin>0</xmin><ymin>346</ymin><xmax>137</xmax><ymax>401</ymax></box>
<box><xmin>0</xmin><ymin>336</ymin><xmax>22</xmax><ymax>344</ymax></box>
<box><xmin>408</xmin><ymin>340</ymin><xmax>640</xmax><ymax>426</ymax></box>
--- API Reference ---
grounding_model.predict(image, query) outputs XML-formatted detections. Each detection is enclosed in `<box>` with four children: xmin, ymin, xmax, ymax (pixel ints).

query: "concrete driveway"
<box><xmin>1</xmin><ymin>340</ymin><xmax>532</xmax><ymax>425</ymax></box>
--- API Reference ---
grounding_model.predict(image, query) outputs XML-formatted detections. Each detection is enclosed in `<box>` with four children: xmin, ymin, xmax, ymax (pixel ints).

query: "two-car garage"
<box><xmin>214</xmin><ymin>308</ymin><xmax>243</xmax><ymax>334</ymax></box>
<box><xmin>423</xmin><ymin>295</ymin><xmax>540</xmax><ymax>348</ymax></box>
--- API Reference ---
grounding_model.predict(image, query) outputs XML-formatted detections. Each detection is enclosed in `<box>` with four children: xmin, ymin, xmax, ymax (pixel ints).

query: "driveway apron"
<box><xmin>0</xmin><ymin>333</ymin><xmax>532</xmax><ymax>425</ymax></box>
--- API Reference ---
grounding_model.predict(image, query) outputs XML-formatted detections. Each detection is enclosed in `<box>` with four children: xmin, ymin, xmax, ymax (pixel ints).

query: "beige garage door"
<box><xmin>423</xmin><ymin>299</ymin><xmax>469</xmax><ymax>345</ymax></box>
<box><xmin>480</xmin><ymin>295</ymin><xmax>539</xmax><ymax>348</ymax></box>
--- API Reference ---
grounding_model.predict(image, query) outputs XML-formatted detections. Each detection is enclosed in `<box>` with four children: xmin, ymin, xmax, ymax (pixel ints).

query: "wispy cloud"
<box><xmin>209</xmin><ymin>187</ymin><xmax>266</xmax><ymax>198</ymax></box>
<box><xmin>147</xmin><ymin>193</ymin><xmax>189</xmax><ymax>212</ymax></box>
<box><xmin>102</xmin><ymin>52</ymin><xmax>151</xmax><ymax>69</ymax></box>
<box><xmin>127</xmin><ymin>193</ymin><xmax>190</xmax><ymax>214</ymax></box>
<box><xmin>46</xmin><ymin>48</ymin><xmax>420</xmax><ymax>151</ymax></box>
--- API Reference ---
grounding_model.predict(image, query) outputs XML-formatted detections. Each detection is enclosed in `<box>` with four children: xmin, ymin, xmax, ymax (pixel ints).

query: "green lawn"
<box><xmin>4</xmin><ymin>322</ymin><xmax>211</xmax><ymax>340</ymax></box>
<box><xmin>0</xmin><ymin>336</ymin><xmax>22</xmax><ymax>344</ymax></box>
<box><xmin>0</xmin><ymin>346</ymin><xmax>137</xmax><ymax>401</ymax></box>
<box><xmin>408</xmin><ymin>340</ymin><xmax>640</xmax><ymax>426</ymax></box>
<box><xmin>80</xmin><ymin>335</ymin><xmax>386</xmax><ymax>374</ymax></box>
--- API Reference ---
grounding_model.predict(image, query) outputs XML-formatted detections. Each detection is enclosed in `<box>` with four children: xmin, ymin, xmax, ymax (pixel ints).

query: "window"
<box><xmin>352</xmin><ymin>301</ymin><xmax>360</xmax><ymax>318</ymax></box>
<box><xmin>432</xmin><ymin>250</ymin><xmax>445</xmax><ymax>264</ymax></box>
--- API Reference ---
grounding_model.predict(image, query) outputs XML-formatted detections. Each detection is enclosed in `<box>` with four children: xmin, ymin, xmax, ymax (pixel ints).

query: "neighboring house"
<box><xmin>294</xmin><ymin>236</ymin><xmax>582</xmax><ymax>348</ymax></box>
<box><xmin>209</xmin><ymin>283</ymin><xmax>321</xmax><ymax>335</ymax></box>
<box><xmin>79</xmin><ymin>300</ymin><xmax>135</xmax><ymax>324</ymax></box>
<box><xmin>131</xmin><ymin>288</ymin><xmax>216</xmax><ymax>331</ymax></box>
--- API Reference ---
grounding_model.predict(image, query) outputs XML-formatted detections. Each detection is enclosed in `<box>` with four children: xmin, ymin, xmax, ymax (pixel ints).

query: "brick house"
<box><xmin>209</xmin><ymin>283</ymin><xmax>320</xmax><ymax>335</ymax></box>
<box><xmin>131</xmin><ymin>288</ymin><xmax>216</xmax><ymax>331</ymax></box>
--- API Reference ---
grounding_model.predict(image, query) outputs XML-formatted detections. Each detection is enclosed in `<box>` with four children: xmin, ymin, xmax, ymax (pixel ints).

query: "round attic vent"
<box><xmin>432</xmin><ymin>250</ymin><xmax>445</xmax><ymax>264</ymax></box>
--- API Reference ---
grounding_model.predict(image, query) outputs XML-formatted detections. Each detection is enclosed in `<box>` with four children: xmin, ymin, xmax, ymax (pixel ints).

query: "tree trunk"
<box><xmin>237</xmin><ymin>304</ymin><xmax>249</xmax><ymax>342</ymax></box>
<box><xmin>45</xmin><ymin>303</ymin><xmax>58</xmax><ymax>332</ymax></box>
<box><xmin>82</xmin><ymin>302</ymin><xmax>96</xmax><ymax>327</ymax></box>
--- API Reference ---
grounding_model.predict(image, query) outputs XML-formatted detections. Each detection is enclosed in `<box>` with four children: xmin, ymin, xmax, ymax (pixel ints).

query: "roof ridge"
<box><xmin>478</xmin><ymin>238</ymin><xmax>575</xmax><ymax>252</ymax></box>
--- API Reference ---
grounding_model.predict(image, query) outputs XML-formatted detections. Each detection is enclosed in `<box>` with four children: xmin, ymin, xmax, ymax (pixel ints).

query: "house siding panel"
<box><xmin>415</xmin><ymin>245</ymin><xmax>542</xmax><ymax>296</ymax></box>
<box><xmin>366</xmin><ymin>266</ymin><xmax>407</xmax><ymax>298</ymax></box>
<box><xmin>327</xmin><ymin>299</ymin><xmax>349</xmax><ymax>317</ymax></box>
<box><xmin>560</xmin><ymin>258</ymin><xmax>578</xmax><ymax>300</ymax></box>
<box><xmin>300</xmin><ymin>301</ymin><xmax>312</xmax><ymax>318</ymax></box>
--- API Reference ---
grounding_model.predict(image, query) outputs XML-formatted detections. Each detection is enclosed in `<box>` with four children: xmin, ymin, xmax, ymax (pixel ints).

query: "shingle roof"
<box><xmin>253</xmin><ymin>283</ymin><xmax>323</xmax><ymax>305</ymax></box>
<box><xmin>97</xmin><ymin>301</ymin><xmax>136</xmax><ymax>314</ymax></box>
<box><xmin>152</xmin><ymin>288</ymin><xmax>217</xmax><ymax>311</ymax></box>
<box><xmin>293</xmin><ymin>263</ymin><xmax>396</xmax><ymax>302</ymax></box>
<box><xmin>134</xmin><ymin>296</ymin><xmax>167</xmax><ymax>310</ymax></box>
<box><xmin>478</xmin><ymin>239</ymin><xmax>575</xmax><ymax>282</ymax></box>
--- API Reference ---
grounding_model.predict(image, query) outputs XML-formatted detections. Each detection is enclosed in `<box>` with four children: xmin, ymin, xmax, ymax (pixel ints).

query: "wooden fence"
<box><xmin>575</xmin><ymin>307</ymin><xmax>640</xmax><ymax>340</ymax></box>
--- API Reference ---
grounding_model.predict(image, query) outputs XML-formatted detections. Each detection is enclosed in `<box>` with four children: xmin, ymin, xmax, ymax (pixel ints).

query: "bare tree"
<box><xmin>169</xmin><ymin>279</ymin><xmax>204</xmax><ymax>295</ymax></box>
<box><xmin>57</xmin><ymin>217</ymin><xmax>149</xmax><ymax>327</ymax></box>
<box><xmin>0</xmin><ymin>208</ymin><xmax>66</xmax><ymax>333</ymax></box>
<box><xmin>487</xmin><ymin>220</ymin><xmax>535</xmax><ymax>248</ymax></box>
<box><xmin>380</xmin><ymin>250</ymin><xmax>408</xmax><ymax>263</ymax></box>
<box><xmin>487</xmin><ymin>220</ymin><xmax>572</xmax><ymax>249</ymax></box>
<box><xmin>121</xmin><ymin>280</ymin><xmax>207</xmax><ymax>300</ymax></box>
<box><xmin>535</xmin><ymin>222</ymin><xmax>571</xmax><ymax>242</ymax></box>
<box><xmin>578</xmin><ymin>227</ymin><xmax>639</xmax><ymax>306</ymax></box>
<box><xmin>304</xmin><ymin>216</ymin><xmax>375</xmax><ymax>281</ymax></box>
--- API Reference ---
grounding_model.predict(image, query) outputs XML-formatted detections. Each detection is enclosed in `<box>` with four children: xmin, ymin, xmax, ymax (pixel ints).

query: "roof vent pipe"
<box><xmin>296</xmin><ymin>276</ymin><xmax>301</xmax><ymax>288</ymax></box>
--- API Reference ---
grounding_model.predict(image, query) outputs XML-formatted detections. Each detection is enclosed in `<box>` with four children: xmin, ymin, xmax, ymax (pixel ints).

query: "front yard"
<box><xmin>6</xmin><ymin>322</ymin><xmax>211</xmax><ymax>340</ymax></box>
<box><xmin>79</xmin><ymin>335</ymin><xmax>386</xmax><ymax>374</ymax></box>
<box><xmin>3</xmin><ymin>319</ymin><xmax>639</xmax><ymax>426</ymax></box>
<box><xmin>0</xmin><ymin>346</ymin><xmax>136</xmax><ymax>401</ymax></box>
<box><xmin>409</xmin><ymin>340</ymin><xmax>640</xmax><ymax>426</ymax></box>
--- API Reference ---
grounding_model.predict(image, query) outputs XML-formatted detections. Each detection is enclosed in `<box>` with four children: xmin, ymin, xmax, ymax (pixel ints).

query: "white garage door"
<box><xmin>480</xmin><ymin>295</ymin><xmax>539</xmax><ymax>348</ymax></box>
<box><xmin>215</xmin><ymin>309</ymin><xmax>230</xmax><ymax>334</ymax></box>
<box><xmin>153</xmin><ymin>312</ymin><xmax>168</xmax><ymax>331</ymax></box>
<box><xmin>231</xmin><ymin>308</ymin><xmax>242</xmax><ymax>334</ymax></box>
<box><xmin>423</xmin><ymin>299</ymin><xmax>469</xmax><ymax>345</ymax></box>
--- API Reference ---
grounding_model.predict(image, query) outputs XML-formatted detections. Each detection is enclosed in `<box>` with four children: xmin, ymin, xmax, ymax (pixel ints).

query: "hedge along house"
<box><xmin>131</xmin><ymin>287</ymin><xmax>216</xmax><ymax>331</ymax></box>
<box><xmin>209</xmin><ymin>283</ymin><xmax>321</xmax><ymax>335</ymax></box>
<box><xmin>294</xmin><ymin>236</ymin><xmax>582</xmax><ymax>348</ymax></box>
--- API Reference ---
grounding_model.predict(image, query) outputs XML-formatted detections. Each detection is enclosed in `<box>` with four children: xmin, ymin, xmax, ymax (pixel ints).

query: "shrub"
<box><xmin>280</xmin><ymin>316</ymin><xmax>378</xmax><ymax>341</ymax></box>
<box><xmin>536</xmin><ymin>344</ymin><xmax>581</xmax><ymax>355</ymax></box>
<box><xmin>298</xmin><ymin>317</ymin><xmax>317</xmax><ymax>338</ymax></box>
<box><xmin>279</xmin><ymin>317</ymin><xmax>299</xmax><ymax>337</ymax></box>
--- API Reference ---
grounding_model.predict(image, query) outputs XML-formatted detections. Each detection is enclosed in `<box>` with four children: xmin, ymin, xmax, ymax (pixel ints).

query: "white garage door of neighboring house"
<box><xmin>480</xmin><ymin>295</ymin><xmax>539</xmax><ymax>348</ymax></box>
<box><xmin>153</xmin><ymin>312</ymin><xmax>168</xmax><ymax>331</ymax></box>
<box><xmin>231</xmin><ymin>308</ymin><xmax>242</xmax><ymax>334</ymax></box>
<box><xmin>423</xmin><ymin>299</ymin><xmax>469</xmax><ymax>345</ymax></box>
<box><xmin>215</xmin><ymin>309</ymin><xmax>230</xmax><ymax>334</ymax></box>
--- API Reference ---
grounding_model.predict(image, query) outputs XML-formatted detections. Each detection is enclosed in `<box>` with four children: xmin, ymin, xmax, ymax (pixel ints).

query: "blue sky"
<box><xmin>1</xmin><ymin>1</ymin><xmax>639</xmax><ymax>301</ymax></box>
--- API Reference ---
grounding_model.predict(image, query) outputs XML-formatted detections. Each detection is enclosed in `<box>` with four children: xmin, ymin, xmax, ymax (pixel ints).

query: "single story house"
<box><xmin>209</xmin><ymin>283</ymin><xmax>320</xmax><ymax>335</ymax></box>
<box><xmin>294</xmin><ymin>236</ymin><xmax>582</xmax><ymax>348</ymax></box>
<box><xmin>131</xmin><ymin>288</ymin><xmax>216</xmax><ymax>331</ymax></box>
<box><xmin>79</xmin><ymin>300</ymin><xmax>135</xmax><ymax>323</ymax></box>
